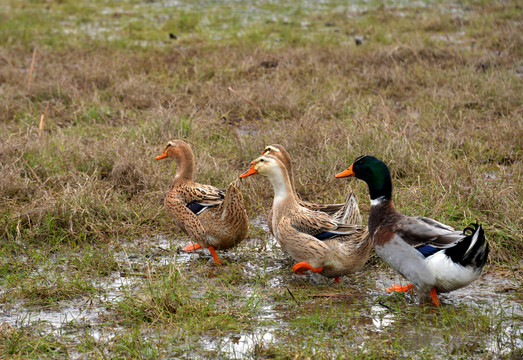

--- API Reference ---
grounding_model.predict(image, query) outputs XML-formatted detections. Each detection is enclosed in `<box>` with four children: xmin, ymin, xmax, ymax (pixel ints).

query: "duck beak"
<box><xmin>240</xmin><ymin>163</ymin><xmax>258</xmax><ymax>178</ymax></box>
<box><xmin>335</xmin><ymin>164</ymin><xmax>355</xmax><ymax>178</ymax></box>
<box><xmin>155</xmin><ymin>152</ymin><xmax>168</xmax><ymax>160</ymax></box>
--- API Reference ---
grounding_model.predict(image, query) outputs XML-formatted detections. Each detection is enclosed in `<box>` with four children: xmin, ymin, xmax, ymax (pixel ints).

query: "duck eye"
<box><xmin>260</xmin><ymin>159</ymin><xmax>265</xmax><ymax>162</ymax></box>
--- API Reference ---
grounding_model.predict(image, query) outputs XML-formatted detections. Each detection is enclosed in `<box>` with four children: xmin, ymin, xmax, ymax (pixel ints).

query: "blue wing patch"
<box><xmin>314</xmin><ymin>232</ymin><xmax>338</xmax><ymax>241</ymax></box>
<box><xmin>186</xmin><ymin>201</ymin><xmax>206</xmax><ymax>215</ymax></box>
<box><xmin>415</xmin><ymin>244</ymin><xmax>441</xmax><ymax>257</ymax></box>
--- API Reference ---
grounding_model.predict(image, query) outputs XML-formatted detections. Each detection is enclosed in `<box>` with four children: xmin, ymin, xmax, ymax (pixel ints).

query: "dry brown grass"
<box><xmin>0</xmin><ymin>2</ymin><xmax>521</xmax><ymax>264</ymax></box>
<box><xmin>0</xmin><ymin>2</ymin><xmax>521</xmax><ymax>358</ymax></box>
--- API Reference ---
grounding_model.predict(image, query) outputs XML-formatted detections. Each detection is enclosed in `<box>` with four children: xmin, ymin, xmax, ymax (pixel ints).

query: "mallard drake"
<box><xmin>240</xmin><ymin>155</ymin><xmax>371</xmax><ymax>283</ymax></box>
<box><xmin>156</xmin><ymin>140</ymin><xmax>249</xmax><ymax>264</ymax></box>
<box><xmin>336</xmin><ymin>155</ymin><xmax>489</xmax><ymax>306</ymax></box>
<box><xmin>261</xmin><ymin>144</ymin><xmax>363</xmax><ymax>236</ymax></box>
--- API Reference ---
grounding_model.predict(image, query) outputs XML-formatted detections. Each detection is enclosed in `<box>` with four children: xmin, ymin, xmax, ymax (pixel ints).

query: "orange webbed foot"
<box><xmin>292</xmin><ymin>261</ymin><xmax>324</xmax><ymax>275</ymax></box>
<box><xmin>208</xmin><ymin>246</ymin><xmax>221</xmax><ymax>265</ymax></box>
<box><xmin>184</xmin><ymin>243</ymin><xmax>203</xmax><ymax>252</ymax></box>
<box><xmin>334</xmin><ymin>277</ymin><xmax>341</xmax><ymax>284</ymax></box>
<box><xmin>430</xmin><ymin>288</ymin><xmax>440</xmax><ymax>307</ymax></box>
<box><xmin>386</xmin><ymin>283</ymin><xmax>415</xmax><ymax>293</ymax></box>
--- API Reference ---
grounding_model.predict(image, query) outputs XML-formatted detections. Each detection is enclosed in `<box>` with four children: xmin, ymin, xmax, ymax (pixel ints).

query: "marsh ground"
<box><xmin>0</xmin><ymin>0</ymin><xmax>522</xmax><ymax>358</ymax></box>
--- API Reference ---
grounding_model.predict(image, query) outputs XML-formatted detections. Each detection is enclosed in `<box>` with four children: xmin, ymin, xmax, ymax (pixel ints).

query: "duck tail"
<box><xmin>333</xmin><ymin>192</ymin><xmax>363</xmax><ymax>224</ymax></box>
<box><xmin>445</xmin><ymin>223</ymin><xmax>489</xmax><ymax>269</ymax></box>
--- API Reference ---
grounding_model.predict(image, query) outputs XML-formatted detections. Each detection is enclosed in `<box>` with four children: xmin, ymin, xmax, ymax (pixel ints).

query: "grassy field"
<box><xmin>0</xmin><ymin>0</ymin><xmax>522</xmax><ymax>358</ymax></box>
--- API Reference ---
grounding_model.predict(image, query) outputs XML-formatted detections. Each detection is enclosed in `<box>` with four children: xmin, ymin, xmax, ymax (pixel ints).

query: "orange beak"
<box><xmin>155</xmin><ymin>152</ymin><xmax>168</xmax><ymax>160</ymax></box>
<box><xmin>335</xmin><ymin>164</ymin><xmax>355</xmax><ymax>178</ymax></box>
<box><xmin>240</xmin><ymin>162</ymin><xmax>258</xmax><ymax>178</ymax></box>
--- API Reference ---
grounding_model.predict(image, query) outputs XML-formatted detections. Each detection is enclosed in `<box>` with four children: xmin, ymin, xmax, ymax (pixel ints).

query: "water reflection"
<box><xmin>370</xmin><ymin>305</ymin><xmax>394</xmax><ymax>330</ymax></box>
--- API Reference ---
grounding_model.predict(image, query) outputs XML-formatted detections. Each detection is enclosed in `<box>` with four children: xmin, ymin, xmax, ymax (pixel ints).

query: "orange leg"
<box><xmin>292</xmin><ymin>261</ymin><xmax>324</xmax><ymax>275</ymax></box>
<box><xmin>430</xmin><ymin>288</ymin><xmax>440</xmax><ymax>306</ymax></box>
<box><xmin>208</xmin><ymin>245</ymin><xmax>221</xmax><ymax>265</ymax></box>
<box><xmin>387</xmin><ymin>283</ymin><xmax>415</xmax><ymax>293</ymax></box>
<box><xmin>334</xmin><ymin>277</ymin><xmax>341</xmax><ymax>284</ymax></box>
<box><xmin>183</xmin><ymin>243</ymin><xmax>203</xmax><ymax>252</ymax></box>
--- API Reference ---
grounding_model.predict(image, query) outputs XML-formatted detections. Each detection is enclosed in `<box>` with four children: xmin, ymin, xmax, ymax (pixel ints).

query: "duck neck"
<box><xmin>173</xmin><ymin>148</ymin><xmax>195</xmax><ymax>183</ymax></box>
<box><xmin>368</xmin><ymin>198</ymin><xmax>399</xmax><ymax>235</ymax></box>
<box><xmin>283</xmin><ymin>160</ymin><xmax>296</xmax><ymax>193</ymax></box>
<box><xmin>365</xmin><ymin>167</ymin><xmax>395</xmax><ymax>234</ymax></box>
<box><xmin>279</xmin><ymin>148</ymin><xmax>296</xmax><ymax>193</ymax></box>
<box><xmin>268</xmin><ymin>166</ymin><xmax>297</xmax><ymax>207</ymax></box>
<box><xmin>367</xmin><ymin>175</ymin><xmax>392</xmax><ymax>203</ymax></box>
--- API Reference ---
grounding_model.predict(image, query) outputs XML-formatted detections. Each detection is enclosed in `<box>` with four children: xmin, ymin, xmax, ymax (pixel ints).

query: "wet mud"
<box><xmin>1</xmin><ymin>218</ymin><xmax>521</xmax><ymax>358</ymax></box>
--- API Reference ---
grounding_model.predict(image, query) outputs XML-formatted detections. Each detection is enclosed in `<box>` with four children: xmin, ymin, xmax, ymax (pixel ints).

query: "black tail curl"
<box><xmin>445</xmin><ymin>223</ymin><xmax>489</xmax><ymax>268</ymax></box>
<box><xmin>463</xmin><ymin>223</ymin><xmax>480</xmax><ymax>236</ymax></box>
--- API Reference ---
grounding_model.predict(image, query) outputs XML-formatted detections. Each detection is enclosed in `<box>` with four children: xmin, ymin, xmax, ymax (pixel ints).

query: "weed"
<box><xmin>0</xmin><ymin>0</ymin><xmax>521</xmax><ymax>358</ymax></box>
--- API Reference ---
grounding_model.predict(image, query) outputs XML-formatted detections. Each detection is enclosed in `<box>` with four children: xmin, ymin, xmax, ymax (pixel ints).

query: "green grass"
<box><xmin>0</xmin><ymin>0</ymin><xmax>522</xmax><ymax>358</ymax></box>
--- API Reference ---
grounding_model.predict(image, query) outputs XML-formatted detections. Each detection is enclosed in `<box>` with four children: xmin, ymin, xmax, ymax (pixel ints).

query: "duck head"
<box><xmin>261</xmin><ymin>144</ymin><xmax>291</xmax><ymax>164</ymax></box>
<box><xmin>260</xmin><ymin>144</ymin><xmax>297</xmax><ymax>188</ymax></box>
<box><xmin>336</xmin><ymin>155</ymin><xmax>393</xmax><ymax>201</ymax></box>
<box><xmin>240</xmin><ymin>154</ymin><xmax>294</xmax><ymax>201</ymax></box>
<box><xmin>261</xmin><ymin>144</ymin><xmax>282</xmax><ymax>156</ymax></box>
<box><xmin>240</xmin><ymin>155</ymin><xmax>284</xmax><ymax>179</ymax></box>
<box><xmin>156</xmin><ymin>140</ymin><xmax>195</xmax><ymax>180</ymax></box>
<box><xmin>155</xmin><ymin>140</ymin><xmax>192</xmax><ymax>161</ymax></box>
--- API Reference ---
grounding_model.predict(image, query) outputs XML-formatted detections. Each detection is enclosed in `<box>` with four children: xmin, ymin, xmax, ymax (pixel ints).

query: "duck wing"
<box><xmin>332</xmin><ymin>191</ymin><xmax>363</xmax><ymax>225</ymax></box>
<box><xmin>192</xmin><ymin>184</ymin><xmax>225</xmax><ymax>204</ymax></box>
<box><xmin>183</xmin><ymin>184</ymin><xmax>225</xmax><ymax>214</ymax></box>
<box><xmin>165</xmin><ymin>195</ymin><xmax>207</xmax><ymax>243</ymax></box>
<box><xmin>394</xmin><ymin>216</ymin><xmax>465</xmax><ymax>255</ymax></box>
<box><xmin>289</xmin><ymin>209</ymin><xmax>362</xmax><ymax>241</ymax></box>
<box><xmin>298</xmin><ymin>199</ymin><xmax>344</xmax><ymax>215</ymax></box>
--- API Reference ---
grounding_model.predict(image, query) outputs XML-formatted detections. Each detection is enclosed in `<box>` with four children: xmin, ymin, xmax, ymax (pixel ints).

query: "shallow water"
<box><xmin>1</xmin><ymin>219</ymin><xmax>521</xmax><ymax>357</ymax></box>
<box><xmin>18</xmin><ymin>0</ymin><xmax>469</xmax><ymax>47</ymax></box>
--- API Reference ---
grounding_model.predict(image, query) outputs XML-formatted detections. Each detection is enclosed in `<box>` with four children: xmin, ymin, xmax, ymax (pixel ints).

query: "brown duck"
<box><xmin>156</xmin><ymin>140</ymin><xmax>248</xmax><ymax>264</ymax></box>
<box><xmin>240</xmin><ymin>154</ymin><xmax>371</xmax><ymax>283</ymax></box>
<box><xmin>261</xmin><ymin>144</ymin><xmax>363</xmax><ymax>237</ymax></box>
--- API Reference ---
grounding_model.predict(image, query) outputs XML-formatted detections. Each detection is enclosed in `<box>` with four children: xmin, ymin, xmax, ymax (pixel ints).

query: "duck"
<box><xmin>335</xmin><ymin>155</ymin><xmax>489</xmax><ymax>306</ymax></box>
<box><xmin>156</xmin><ymin>140</ymin><xmax>249</xmax><ymax>264</ymax></box>
<box><xmin>261</xmin><ymin>144</ymin><xmax>363</xmax><ymax>236</ymax></box>
<box><xmin>240</xmin><ymin>154</ymin><xmax>371</xmax><ymax>283</ymax></box>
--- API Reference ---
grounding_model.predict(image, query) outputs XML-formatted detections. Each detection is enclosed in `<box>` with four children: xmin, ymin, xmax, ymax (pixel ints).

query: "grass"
<box><xmin>0</xmin><ymin>0</ymin><xmax>522</xmax><ymax>358</ymax></box>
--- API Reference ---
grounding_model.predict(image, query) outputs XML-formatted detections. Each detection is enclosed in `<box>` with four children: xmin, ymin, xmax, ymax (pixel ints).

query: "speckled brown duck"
<box><xmin>240</xmin><ymin>154</ymin><xmax>371</xmax><ymax>283</ymax></box>
<box><xmin>156</xmin><ymin>140</ymin><xmax>248</xmax><ymax>264</ymax></box>
<box><xmin>261</xmin><ymin>144</ymin><xmax>363</xmax><ymax>236</ymax></box>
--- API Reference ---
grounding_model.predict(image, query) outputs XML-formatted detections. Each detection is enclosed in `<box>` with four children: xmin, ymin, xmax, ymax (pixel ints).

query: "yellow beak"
<box><xmin>155</xmin><ymin>152</ymin><xmax>168</xmax><ymax>160</ymax></box>
<box><xmin>240</xmin><ymin>161</ymin><xmax>259</xmax><ymax>178</ymax></box>
<box><xmin>335</xmin><ymin>164</ymin><xmax>355</xmax><ymax>178</ymax></box>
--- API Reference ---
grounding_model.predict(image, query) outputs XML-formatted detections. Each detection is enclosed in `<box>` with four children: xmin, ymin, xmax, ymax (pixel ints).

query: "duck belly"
<box><xmin>195</xmin><ymin>205</ymin><xmax>248</xmax><ymax>249</ymax></box>
<box><xmin>425</xmin><ymin>252</ymin><xmax>481</xmax><ymax>293</ymax></box>
<box><xmin>321</xmin><ymin>257</ymin><xmax>366</xmax><ymax>278</ymax></box>
<box><xmin>320</xmin><ymin>239</ymin><xmax>371</xmax><ymax>278</ymax></box>
<box><xmin>201</xmin><ymin>224</ymin><xmax>245</xmax><ymax>250</ymax></box>
<box><xmin>375</xmin><ymin>237</ymin><xmax>435</xmax><ymax>292</ymax></box>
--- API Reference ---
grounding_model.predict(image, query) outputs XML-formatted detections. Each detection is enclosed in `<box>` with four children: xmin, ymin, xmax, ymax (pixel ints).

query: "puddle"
<box><xmin>1</xmin><ymin>216</ymin><xmax>521</xmax><ymax>358</ymax></box>
<box><xmin>371</xmin><ymin>267</ymin><xmax>522</xmax><ymax>312</ymax></box>
<box><xmin>482</xmin><ymin>171</ymin><xmax>498</xmax><ymax>180</ymax></box>
<box><xmin>234</xmin><ymin>124</ymin><xmax>261</xmax><ymax>137</ymax></box>
<box><xmin>370</xmin><ymin>304</ymin><xmax>395</xmax><ymax>330</ymax></box>
<box><xmin>0</xmin><ymin>272</ymin><xmax>133</xmax><ymax>342</ymax></box>
<box><xmin>205</xmin><ymin>330</ymin><xmax>276</xmax><ymax>359</ymax></box>
<box><xmin>8</xmin><ymin>0</ymin><xmax>470</xmax><ymax>47</ymax></box>
<box><xmin>200</xmin><ymin>300</ymin><xmax>282</xmax><ymax>358</ymax></box>
<box><xmin>1</xmin><ymin>300</ymin><xmax>98</xmax><ymax>330</ymax></box>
